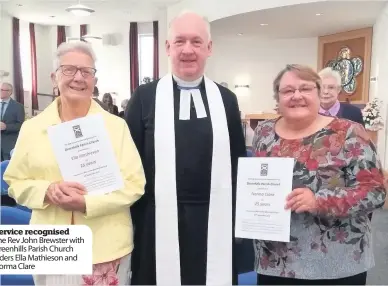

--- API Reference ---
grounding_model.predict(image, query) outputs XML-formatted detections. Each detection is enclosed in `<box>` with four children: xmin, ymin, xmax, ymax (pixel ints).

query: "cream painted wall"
<box><xmin>369</xmin><ymin>2</ymin><xmax>388</xmax><ymax>168</ymax></box>
<box><xmin>167</xmin><ymin>0</ymin><xmax>329</xmax><ymax>23</ymax></box>
<box><xmin>0</xmin><ymin>12</ymin><xmax>14</xmax><ymax>89</ymax></box>
<box><xmin>0</xmin><ymin>12</ymin><xmax>53</xmax><ymax>109</ymax></box>
<box><xmin>53</xmin><ymin>8</ymin><xmax>168</xmax><ymax>109</ymax></box>
<box><xmin>35</xmin><ymin>25</ymin><xmax>55</xmax><ymax>94</ymax></box>
<box><xmin>50</xmin><ymin>20</ymin><xmax>316</xmax><ymax>115</ymax></box>
<box><xmin>206</xmin><ymin>36</ymin><xmax>318</xmax><ymax>115</ymax></box>
<box><xmin>158</xmin><ymin>8</ymin><xmax>169</xmax><ymax>76</ymax></box>
<box><xmin>35</xmin><ymin>24</ymin><xmax>56</xmax><ymax>110</ymax></box>
<box><xmin>65</xmin><ymin>20</ymin><xmax>131</xmax><ymax>107</ymax></box>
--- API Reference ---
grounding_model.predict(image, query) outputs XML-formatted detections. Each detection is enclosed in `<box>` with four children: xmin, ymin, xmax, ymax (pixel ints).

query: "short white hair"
<box><xmin>1</xmin><ymin>82</ymin><xmax>13</xmax><ymax>89</ymax></box>
<box><xmin>168</xmin><ymin>10</ymin><xmax>211</xmax><ymax>41</ymax></box>
<box><xmin>54</xmin><ymin>41</ymin><xmax>97</xmax><ymax>70</ymax></box>
<box><xmin>318</xmin><ymin>67</ymin><xmax>342</xmax><ymax>86</ymax></box>
<box><xmin>121</xmin><ymin>98</ymin><xmax>129</xmax><ymax>109</ymax></box>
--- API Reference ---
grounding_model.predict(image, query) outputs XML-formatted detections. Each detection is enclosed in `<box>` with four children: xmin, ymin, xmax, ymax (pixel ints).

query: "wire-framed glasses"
<box><xmin>57</xmin><ymin>65</ymin><xmax>97</xmax><ymax>78</ymax></box>
<box><xmin>279</xmin><ymin>85</ymin><xmax>317</xmax><ymax>97</ymax></box>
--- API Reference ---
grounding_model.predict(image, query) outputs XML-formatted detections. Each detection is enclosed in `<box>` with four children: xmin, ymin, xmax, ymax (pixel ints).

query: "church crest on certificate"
<box><xmin>235</xmin><ymin>157</ymin><xmax>294</xmax><ymax>242</ymax></box>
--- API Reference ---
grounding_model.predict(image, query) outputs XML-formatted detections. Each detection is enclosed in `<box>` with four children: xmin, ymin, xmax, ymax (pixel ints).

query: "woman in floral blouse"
<box><xmin>252</xmin><ymin>64</ymin><xmax>386</xmax><ymax>285</ymax></box>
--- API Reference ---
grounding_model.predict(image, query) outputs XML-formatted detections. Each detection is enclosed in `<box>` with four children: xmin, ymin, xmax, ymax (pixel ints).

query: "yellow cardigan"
<box><xmin>4</xmin><ymin>98</ymin><xmax>145</xmax><ymax>264</ymax></box>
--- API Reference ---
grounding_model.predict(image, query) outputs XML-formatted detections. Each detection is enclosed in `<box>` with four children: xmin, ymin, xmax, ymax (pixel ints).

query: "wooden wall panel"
<box><xmin>317</xmin><ymin>28</ymin><xmax>372</xmax><ymax>104</ymax></box>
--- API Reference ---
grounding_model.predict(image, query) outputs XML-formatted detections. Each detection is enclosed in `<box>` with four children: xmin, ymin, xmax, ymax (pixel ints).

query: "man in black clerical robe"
<box><xmin>125</xmin><ymin>11</ymin><xmax>246</xmax><ymax>286</ymax></box>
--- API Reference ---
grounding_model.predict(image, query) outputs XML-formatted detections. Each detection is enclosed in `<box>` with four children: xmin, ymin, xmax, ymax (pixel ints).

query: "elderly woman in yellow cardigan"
<box><xmin>4</xmin><ymin>41</ymin><xmax>145</xmax><ymax>286</ymax></box>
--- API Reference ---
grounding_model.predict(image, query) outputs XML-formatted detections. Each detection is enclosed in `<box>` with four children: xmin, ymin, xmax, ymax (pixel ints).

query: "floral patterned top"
<box><xmin>252</xmin><ymin>118</ymin><xmax>386</xmax><ymax>280</ymax></box>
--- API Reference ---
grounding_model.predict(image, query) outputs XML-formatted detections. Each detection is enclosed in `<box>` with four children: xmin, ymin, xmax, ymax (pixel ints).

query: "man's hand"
<box><xmin>45</xmin><ymin>182</ymin><xmax>87</xmax><ymax>212</ymax></box>
<box><xmin>0</xmin><ymin>122</ymin><xmax>6</xmax><ymax>130</ymax></box>
<box><xmin>285</xmin><ymin>188</ymin><xmax>318</xmax><ymax>214</ymax></box>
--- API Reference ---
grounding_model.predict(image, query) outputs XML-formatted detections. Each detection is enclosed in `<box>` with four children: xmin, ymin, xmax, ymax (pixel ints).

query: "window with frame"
<box><xmin>138</xmin><ymin>34</ymin><xmax>154</xmax><ymax>85</ymax></box>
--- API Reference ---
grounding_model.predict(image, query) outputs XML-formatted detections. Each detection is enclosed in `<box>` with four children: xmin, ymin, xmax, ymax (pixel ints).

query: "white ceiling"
<box><xmin>211</xmin><ymin>1</ymin><xmax>388</xmax><ymax>39</ymax></box>
<box><xmin>2</xmin><ymin>0</ymin><xmax>182</xmax><ymax>25</ymax></box>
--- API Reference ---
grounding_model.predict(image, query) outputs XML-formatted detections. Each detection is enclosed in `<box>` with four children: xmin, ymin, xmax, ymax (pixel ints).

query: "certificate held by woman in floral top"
<box><xmin>235</xmin><ymin>157</ymin><xmax>294</xmax><ymax>242</ymax></box>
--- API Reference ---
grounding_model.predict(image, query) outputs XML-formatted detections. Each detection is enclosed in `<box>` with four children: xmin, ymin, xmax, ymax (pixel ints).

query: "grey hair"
<box><xmin>1</xmin><ymin>82</ymin><xmax>13</xmax><ymax>89</ymax></box>
<box><xmin>318</xmin><ymin>67</ymin><xmax>342</xmax><ymax>87</ymax></box>
<box><xmin>54</xmin><ymin>41</ymin><xmax>97</xmax><ymax>70</ymax></box>
<box><xmin>121</xmin><ymin>99</ymin><xmax>129</xmax><ymax>109</ymax></box>
<box><xmin>168</xmin><ymin>10</ymin><xmax>211</xmax><ymax>41</ymax></box>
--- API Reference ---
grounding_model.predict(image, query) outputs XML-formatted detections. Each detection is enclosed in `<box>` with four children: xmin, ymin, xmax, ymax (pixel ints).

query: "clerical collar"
<box><xmin>173</xmin><ymin>74</ymin><xmax>203</xmax><ymax>88</ymax></box>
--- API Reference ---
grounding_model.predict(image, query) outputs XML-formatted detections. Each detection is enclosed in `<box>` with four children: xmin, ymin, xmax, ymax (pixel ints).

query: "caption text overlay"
<box><xmin>0</xmin><ymin>225</ymin><xmax>92</xmax><ymax>275</ymax></box>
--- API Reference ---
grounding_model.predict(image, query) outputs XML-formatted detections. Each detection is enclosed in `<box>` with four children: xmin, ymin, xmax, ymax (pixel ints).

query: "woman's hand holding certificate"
<box><xmin>285</xmin><ymin>187</ymin><xmax>318</xmax><ymax>214</ymax></box>
<box><xmin>45</xmin><ymin>181</ymin><xmax>87</xmax><ymax>212</ymax></box>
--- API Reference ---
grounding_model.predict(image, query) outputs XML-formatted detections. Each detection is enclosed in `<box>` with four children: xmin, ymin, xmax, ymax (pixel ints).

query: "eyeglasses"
<box><xmin>1</xmin><ymin>89</ymin><xmax>11</xmax><ymax>92</ymax></box>
<box><xmin>57</xmin><ymin>65</ymin><xmax>97</xmax><ymax>78</ymax></box>
<box><xmin>278</xmin><ymin>86</ymin><xmax>317</xmax><ymax>97</ymax></box>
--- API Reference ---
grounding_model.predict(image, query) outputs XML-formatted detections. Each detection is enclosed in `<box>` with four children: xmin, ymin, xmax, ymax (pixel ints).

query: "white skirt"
<box><xmin>33</xmin><ymin>253</ymin><xmax>131</xmax><ymax>286</ymax></box>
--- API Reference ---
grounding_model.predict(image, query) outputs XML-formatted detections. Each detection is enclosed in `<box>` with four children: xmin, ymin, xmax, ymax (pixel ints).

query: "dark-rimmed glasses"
<box><xmin>57</xmin><ymin>65</ymin><xmax>97</xmax><ymax>78</ymax></box>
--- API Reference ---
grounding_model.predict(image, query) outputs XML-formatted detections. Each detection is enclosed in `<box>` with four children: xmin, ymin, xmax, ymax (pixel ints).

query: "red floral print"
<box><xmin>252</xmin><ymin>118</ymin><xmax>386</xmax><ymax>279</ymax></box>
<box><xmin>255</xmin><ymin>150</ymin><xmax>267</xmax><ymax>157</ymax></box>
<box><xmin>329</xmin><ymin>119</ymin><xmax>351</xmax><ymax>133</ymax></box>
<box><xmin>82</xmin><ymin>276</ymin><xmax>96</xmax><ymax>286</ymax></box>
<box><xmin>356</xmin><ymin>168</ymin><xmax>384</xmax><ymax>185</ymax></box>
<box><xmin>306</xmin><ymin>159</ymin><xmax>319</xmax><ymax>171</ymax></box>
<box><xmin>328</xmin><ymin>133</ymin><xmax>343</xmax><ymax>156</ymax></box>
<box><xmin>260</xmin><ymin>125</ymin><xmax>272</xmax><ymax>137</ymax></box>
<box><xmin>333</xmin><ymin>229</ymin><xmax>349</xmax><ymax>243</ymax></box>
<box><xmin>346</xmin><ymin>142</ymin><xmax>364</xmax><ymax>158</ymax></box>
<box><xmin>353</xmin><ymin>123</ymin><xmax>371</xmax><ymax>143</ymax></box>
<box><xmin>82</xmin><ymin>259</ymin><xmax>120</xmax><ymax>286</ymax></box>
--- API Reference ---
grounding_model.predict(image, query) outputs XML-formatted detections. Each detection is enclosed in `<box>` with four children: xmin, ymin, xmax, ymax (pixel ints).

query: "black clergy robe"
<box><xmin>125</xmin><ymin>76</ymin><xmax>246</xmax><ymax>285</ymax></box>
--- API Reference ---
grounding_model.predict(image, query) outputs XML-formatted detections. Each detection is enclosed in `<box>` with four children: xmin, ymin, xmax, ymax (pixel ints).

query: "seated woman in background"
<box><xmin>252</xmin><ymin>64</ymin><xmax>386</xmax><ymax>285</ymax></box>
<box><xmin>4</xmin><ymin>41</ymin><xmax>145</xmax><ymax>286</ymax></box>
<box><xmin>103</xmin><ymin>92</ymin><xmax>119</xmax><ymax>116</ymax></box>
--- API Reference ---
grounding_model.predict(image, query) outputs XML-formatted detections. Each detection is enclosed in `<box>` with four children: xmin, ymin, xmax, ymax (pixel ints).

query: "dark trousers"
<box><xmin>1</xmin><ymin>149</ymin><xmax>10</xmax><ymax>161</ymax></box>
<box><xmin>1</xmin><ymin>195</ymin><xmax>16</xmax><ymax>206</ymax></box>
<box><xmin>258</xmin><ymin>272</ymin><xmax>367</xmax><ymax>285</ymax></box>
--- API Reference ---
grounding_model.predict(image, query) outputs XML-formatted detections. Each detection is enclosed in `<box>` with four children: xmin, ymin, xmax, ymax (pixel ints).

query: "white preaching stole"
<box><xmin>154</xmin><ymin>74</ymin><xmax>232</xmax><ymax>285</ymax></box>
